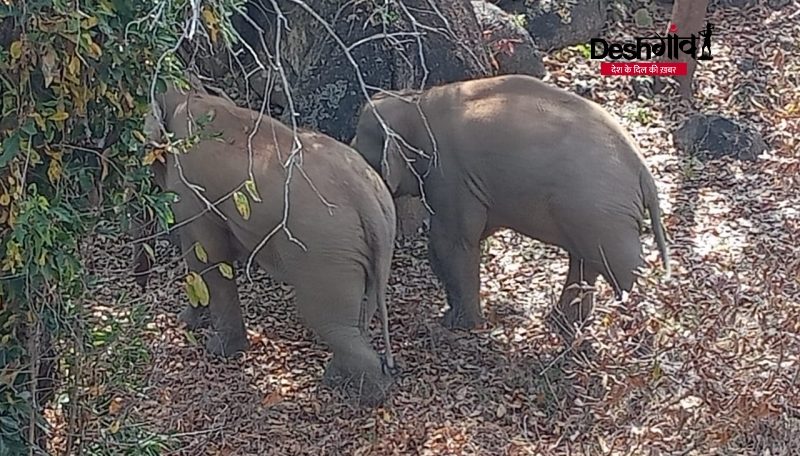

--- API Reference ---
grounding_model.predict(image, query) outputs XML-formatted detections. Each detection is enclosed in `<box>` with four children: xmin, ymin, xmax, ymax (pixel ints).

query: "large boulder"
<box><xmin>673</xmin><ymin>114</ymin><xmax>767</xmax><ymax>161</ymax></box>
<box><xmin>472</xmin><ymin>1</ymin><xmax>546</xmax><ymax>78</ymax></box>
<box><xmin>227</xmin><ymin>0</ymin><xmax>492</xmax><ymax>143</ymax></box>
<box><xmin>662</xmin><ymin>0</ymin><xmax>790</xmax><ymax>10</ymax></box>
<box><xmin>495</xmin><ymin>0</ymin><xmax>608</xmax><ymax>51</ymax></box>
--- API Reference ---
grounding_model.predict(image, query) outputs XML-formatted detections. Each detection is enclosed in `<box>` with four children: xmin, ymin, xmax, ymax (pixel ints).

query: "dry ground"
<box><xmin>51</xmin><ymin>2</ymin><xmax>800</xmax><ymax>455</ymax></box>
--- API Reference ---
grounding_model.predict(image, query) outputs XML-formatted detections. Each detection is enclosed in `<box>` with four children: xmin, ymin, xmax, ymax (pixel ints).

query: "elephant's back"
<box><xmin>253</xmin><ymin>134</ymin><xmax>394</xmax><ymax>275</ymax></box>
<box><xmin>439</xmin><ymin>76</ymin><xmax>647</xmax><ymax>182</ymax></box>
<box><xmin>424</xmin><ymin>76</ymin><xmax>650</xmax><ymax>239</ymax></box>
<box><xmin>297</xmin><ymin>133</ymin><xmax>396</xmax><ymax>233</ymax></box>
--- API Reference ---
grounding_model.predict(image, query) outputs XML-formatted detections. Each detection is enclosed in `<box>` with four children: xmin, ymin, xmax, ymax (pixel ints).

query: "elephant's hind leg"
<box><xmin>295</xmin><ymin>270</ymin><xmax>392</xmax><ymax>406</ymax></box>
<box><xmin>591</xmin><ymin>226</ymin><xmax>643</xmax><ymax>300</ymax></box>
<box><xmin>549</xmin><ymin>254</ymin><xmax>600</xmax><ymax>339</ymax></box>
<box><xmin>550</xmin><ymin>227</ymin><xmax>643</xmax><ymax>340</ymax></box>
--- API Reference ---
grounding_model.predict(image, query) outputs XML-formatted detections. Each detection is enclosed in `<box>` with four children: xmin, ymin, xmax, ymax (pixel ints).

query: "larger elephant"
<box><xmin>351</xmin><ymin>74</ymin><xmax>670</xmax><ymax>337</ymax></box>
<box><xmin>142</xmin><ymin>79</ymin><xmax>397</xmax><ymax>405</ymax></box>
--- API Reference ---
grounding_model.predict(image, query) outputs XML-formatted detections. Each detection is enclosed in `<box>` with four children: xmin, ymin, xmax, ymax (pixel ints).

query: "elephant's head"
<box><xmin>143</xmin><ymin>74</ymin><xmax>210</xmax><ymax>187</ymax></box>
<box><xmin>133</xmin><ymin>74</ymin><xmax>204</xmax><ymax>288</ymax></box>
<box><xmin>351</xmin><ymin>90</ymin><xmax>430</xmax><ymax>197</ymax></box>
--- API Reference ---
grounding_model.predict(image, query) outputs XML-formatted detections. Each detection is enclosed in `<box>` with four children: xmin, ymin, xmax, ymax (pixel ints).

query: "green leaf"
<box><xmin>9</xmin><ymin>40</ymin><xmax>22</xmax><ymax>59</ymax></box>
<box><xmin>233</xmin><ymin>191</ymin><xmax>250</xmax><ymax>220</ymax></box>
<box><xmin>81</xmin><ymin>16</ymin><xmax>98</xmax><ymax>29</ymax></box>
<box><xmin>193</xmin><ymin>242</ymin><xmax>208</xmax><ymax>263</ymax></box>
<box><xmin>50</xmin><ymin>111</ymin><xmax>69</xmax><ymax>121</ymax></box>
<box><xmin>633</xmin><ymin>8</ymin><xmax>653</xmax><ymax>28</ymax></box>
<box><xmin>184</xmin><ymin>330</ymin><xmax>198</xmax><ymax>345</ymax></box>
<box><xmin>244</xmin><ymin>179</ymin><xmax>262</xmax><ymax>202</ymax></box>
<box><xmin>20</xmin><ymin>119</ymin><xmax>37</xmax><ymax>136</ymax></box>
<box><xmin>142</xmin><ymin>243</ymin><xmax>155</xmax><ymax>260</ymax></box>
<box><xmin>0</xmin><ymin>132</ymin><xmax>20</xmax><ymax>168</ymax></box>
<box><xmin>184</xmin><ymin>272</ymin><xmax>210</xmax><ymax>307</ymax></box>
<box><xmin>218</xmin><ymin>262</ymin><xmax>234</xmax><ymax>279</ymax></box>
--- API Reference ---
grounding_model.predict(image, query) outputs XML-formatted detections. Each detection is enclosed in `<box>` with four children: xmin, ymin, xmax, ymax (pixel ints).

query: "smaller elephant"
<box><xmin>351</xmin><ymin>74</ymin><xmax>670</xmax><ymax>338</ymax></box>
<box><xmin>142</xmin><ymin>78</ymin><xmax>398</xmax><ymax>405</ymax></box>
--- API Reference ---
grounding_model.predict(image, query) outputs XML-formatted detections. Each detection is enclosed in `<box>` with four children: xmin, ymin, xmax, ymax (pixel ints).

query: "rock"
<box><xmin>715</xmin><ymin>0</ymin><xmax>758</xmax><ymax>8</ymax></box>
<box><xmin>673</xmin><ymin>114</ymin><xmax>767</xmax><ymax>161</ymax></box>
<box><xmin>736</xmin><ymin>57</ymin><xmax>756</xmax><ymax>73</ymax></box>
<box><xmin>472</xmin><ymin>1</ymin><xmax>546</xmax><ymax>78</ymax></box>
<box><xmin>572</xmin><ymin>78</ymin><xmax>598</xmax><ymax>98</ymax></box>
<box><xmin>767</xmin><ymin>0</ymin><xmax>791</xmax><ymax>9</ymax></box>
<box><xmin>495</xmin><ymin>0</ymin><xmax>608</xmax><ymax>51</ymax></box>
<box><xmin>632</xmin><ymin>8</ymin><xmax>653</xmax><ymax>28</ymax></box>
<box><xmin>631</xmin><ymin>77</ymin><xmax>654</xmax><ymax>98</ymax></box>
<box><xmin>227</xmin><ymin>0</ymin><xmax>492</xmax><ymax>143</ymax></box>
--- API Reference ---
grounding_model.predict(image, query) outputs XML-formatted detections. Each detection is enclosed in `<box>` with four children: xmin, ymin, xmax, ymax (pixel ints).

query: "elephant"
<box><xmin>652</xmin><ymin>0</ymin><xmax>711</xmax><ymax>101</ymax></box>
<box><xmin>141</xmin><ymin>78</ymin><xmax>398</xmax><ymax>405</ymax></box>
<box><xmin>350</xmin><ymin>74</ymin><xmax>670</xmax><ymax>338</ymax></box>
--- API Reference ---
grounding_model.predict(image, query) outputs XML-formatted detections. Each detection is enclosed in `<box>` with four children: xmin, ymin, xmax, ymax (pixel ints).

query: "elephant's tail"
<box><xmin>363</xmin><ymin>193</ymin><xmax>397</xmax><ymax>374</ymax></box>
<box><xmin>641</xmin><ymin>170</ymin><xmax>671</xmax><ymax>280</ymax></box>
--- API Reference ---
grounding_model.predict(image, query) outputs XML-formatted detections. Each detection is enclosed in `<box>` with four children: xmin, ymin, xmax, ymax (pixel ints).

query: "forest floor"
<box><xmin>50</xmin><ymin>2</ymin><xmax>800</xmax><ymax>455</ymax></box>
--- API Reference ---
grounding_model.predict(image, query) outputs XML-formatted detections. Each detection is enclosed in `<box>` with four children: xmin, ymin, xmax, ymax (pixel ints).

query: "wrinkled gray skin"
<box><xmin>351</xmin><ymin>74</ymin><xmax>670</xmax><ymax>337</ymax></box>
<box><xmin>141</xmin><ymin>81</ymin><xmax>397</xmax><ymax>405</ymax></box>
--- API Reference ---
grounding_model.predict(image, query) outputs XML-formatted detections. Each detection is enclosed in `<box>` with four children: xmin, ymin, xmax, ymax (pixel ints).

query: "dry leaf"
<box><xmin>262</xmin><ymin>391</ymin><xmax>282</xmax><ymax>407</ymax></box>
<box><xmin>108</xmin><ymin>397</ymin><xmax>123</xmax><ymax>415</ymax></box>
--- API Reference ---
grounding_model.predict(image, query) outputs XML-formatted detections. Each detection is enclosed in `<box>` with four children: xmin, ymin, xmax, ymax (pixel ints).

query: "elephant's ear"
<box><xmin>143</xmin><ymin>101</ymin><xmax>165</xmax><ymax>145</ymax></box>
<box><xmin>143</xmin><ymin>100</ymin><xmax>169</xmax><ymax>189</ymax></box>
<box><xmin>381</xmin><ymin>135</ymin><xmax>407</xmax><ymax>194</ymax></box>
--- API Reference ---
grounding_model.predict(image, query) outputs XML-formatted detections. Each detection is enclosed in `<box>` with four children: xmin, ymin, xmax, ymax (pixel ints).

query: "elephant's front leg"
<box><xmin>181</xmin><ymin>227</ymin><xmax>249</xmax><ymax>357</ymax></box>
<box><xmin>177</xmin><ymin>300</ymin><xmax>210</xmax><ymax>330</ymax></box>
<box><xmin>428</xmin><ymin>215</ymin><xmax>486</xmax><ymax>330</ymax></box>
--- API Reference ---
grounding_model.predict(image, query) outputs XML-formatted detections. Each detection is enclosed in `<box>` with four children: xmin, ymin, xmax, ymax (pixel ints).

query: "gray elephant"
<box><xmin>351</xmin><ymin>74</ymin><xmax>670</xmax><ymax>337</ymax></box>
<box><xmin>142</xmin><ymin>79</ymin><xmax>397</xmax><ymax>405</ymax></box>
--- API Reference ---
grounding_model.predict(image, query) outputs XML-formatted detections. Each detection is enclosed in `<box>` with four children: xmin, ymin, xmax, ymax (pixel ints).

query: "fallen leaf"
<box><xmin>262</xmin><ymin>391</ymin><xmax>282</xmax><ymax>407</ymax></box>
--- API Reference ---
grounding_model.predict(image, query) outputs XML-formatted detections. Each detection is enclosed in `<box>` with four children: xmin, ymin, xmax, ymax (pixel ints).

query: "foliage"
<box><xmin>509</xmin><ymin>13</ymin><xmax>528</xmax><ymax>29</ymax></box>
<box><xmin>571</xmin><ymin>42</ymin><xmax>592</xmax><ymax>60</ymax></box>
<box><xmin>0</xmin><ymin>0</ymin><xmax>210</xmax><ymax>451</ymax></box>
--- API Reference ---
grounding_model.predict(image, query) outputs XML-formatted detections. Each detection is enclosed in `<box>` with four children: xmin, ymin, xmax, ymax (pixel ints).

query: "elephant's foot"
<box><xmin>545</xmin><ymin>309</ymin><xmax>575</xmax><ymax>345</ymax></box>
<box><xmin>546</xmin><ymin>307</ymin><xmax>595</xmax><ymax>347</ymax></box>
<box><xmin>205</xmin><ymin>331</ymin><xmax>249</xmax><ymax>357</ymax></box>
<box><xmin>442</xmin><ymin>306</ymin><xmax>484</xmax><ymax>330</ymax></box>
<box><xmin>322</xmin><ymin>359</ymin><xmax>394</xmax><ymax>407</ymax></box>
<box><xmin>178</xmin><ymin>305</ymin><xmax>209</xmax><ymax>330</ymax></box>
